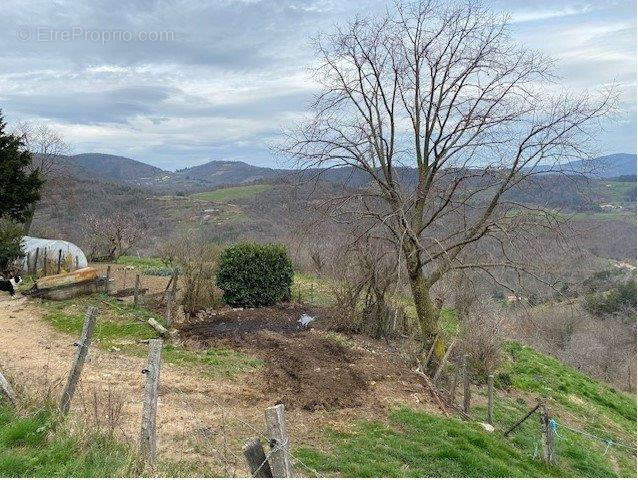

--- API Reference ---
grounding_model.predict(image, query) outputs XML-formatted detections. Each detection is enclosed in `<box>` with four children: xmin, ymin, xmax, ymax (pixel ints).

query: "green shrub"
<box><xmin>0</xmin><ymin>218</ymin><xmax>24</xmax><ymax>274</ymax></box>
<box><xmin>143</xmin><ymin>266</ymin><xmax>175</xmax><ymax>277</ymax></box>
<box><xmin>216</xmin><ymin>243</ymin><xmax>293</xmax><ymax>307</ymax></box>
<box><xmin>584</xmin><ymin>278</ymin><xmax>636</xmax><ymax>316</ymax></box>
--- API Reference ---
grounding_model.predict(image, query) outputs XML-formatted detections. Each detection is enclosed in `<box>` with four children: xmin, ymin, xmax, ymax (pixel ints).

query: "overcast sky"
<box><xmin>0</xmin><ymin>0</ymin><xmax>635</xmax><ymax>170</ymax></box>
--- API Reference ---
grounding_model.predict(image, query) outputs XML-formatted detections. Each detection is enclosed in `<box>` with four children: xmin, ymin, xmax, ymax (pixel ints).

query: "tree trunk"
<box><xmin>404</xmin><ymin>239</ymin><xmax>444</xmax><ymax>359</ymax></box>
<box><xmin>23</xmin><ymin>210</ymin><xmax>34</xmax><ymax>235</ymax></box>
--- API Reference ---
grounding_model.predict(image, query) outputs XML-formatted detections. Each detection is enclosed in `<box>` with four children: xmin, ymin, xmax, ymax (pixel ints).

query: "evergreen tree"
<box><xmin>0</xmin><ymin>110</ymin><xmax>44</xmax><ymax>223</ymax></box>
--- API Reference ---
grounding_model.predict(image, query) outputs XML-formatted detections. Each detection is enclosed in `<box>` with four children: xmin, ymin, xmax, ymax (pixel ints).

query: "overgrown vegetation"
<box><xmin>0</xmin><ymin>218</ymin><xmax>24</xmax><ymax>274</ymax></box>
<box><xmin>584</xmin><ymin>278</ymin><xmax>637</xmax><ymax>316</ymax></box>
<box><xmin>178</xmin><ymin>243</ymin><xmax>221</xmax><ymax>314</ymax></box>
<box><xmin>155</xmin><ymin>233</ymin><xmax>222</xmax><ymax>313</ymax></box>
<box><xmin>216</xmin><ymin>242</ymin><xmax>293</xmax><ymax>307</ymax></box>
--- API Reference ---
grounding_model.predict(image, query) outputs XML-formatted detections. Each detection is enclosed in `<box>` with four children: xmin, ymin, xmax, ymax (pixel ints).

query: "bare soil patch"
<box><xmin>248</xmin><ymin>331</ymin><xmax>367</xmax><ymax>411</ymax></box>
<box><xmin>181</xmin><ymin>303</ymin><xmax>310</xmax><ymax>336</ymax></box>
<box><xmin>179</xmin><ymin>304</ymin><xmax>409</xmax><ymax>411</ymax></box>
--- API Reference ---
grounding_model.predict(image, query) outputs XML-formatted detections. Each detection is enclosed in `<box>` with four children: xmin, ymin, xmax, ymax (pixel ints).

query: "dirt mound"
<box><xmin>253</xmin><ymin>331</ymin><xmax>368</xmax><ymax>411</ymax></box>
<box><xmin>179</xmin><ymin>305</ymin><xmax>374</xmax><ymax>411</ymax></box>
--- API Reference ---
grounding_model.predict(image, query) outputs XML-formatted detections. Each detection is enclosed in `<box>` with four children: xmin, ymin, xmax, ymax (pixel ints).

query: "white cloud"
<box><xmin>0</xmin><ymin>0</ymin><xmax>635</xmax><ymax>168</ymax></box>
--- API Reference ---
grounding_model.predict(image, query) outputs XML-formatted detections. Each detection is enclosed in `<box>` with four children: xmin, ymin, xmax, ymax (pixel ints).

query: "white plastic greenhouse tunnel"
<box><xmin>20</xmin><ymin>236</ymin><xmax>88</xmax><ymax>273</ymax></box>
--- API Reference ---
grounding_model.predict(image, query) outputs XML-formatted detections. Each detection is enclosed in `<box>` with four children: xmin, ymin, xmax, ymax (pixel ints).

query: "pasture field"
<box><xmin>191</xmin><ymin>184</ymin><xmax>272</xmax><ymax>202</ymax></box>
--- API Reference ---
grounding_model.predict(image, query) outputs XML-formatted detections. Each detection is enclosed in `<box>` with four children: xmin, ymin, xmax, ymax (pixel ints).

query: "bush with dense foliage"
<box><xmin>0</xmin><ymin>218</ymin><xmax>24</xmax><ymax>274</ymax></box>
<box><xmin>584</xmin><ymin>278</ymin><xmax>637</xmax><ymax>316</ymax></box>
<box><xmin>216</xmin><ymin>242</ymin><xmax>293</xmax><ymax>307</ymax></box>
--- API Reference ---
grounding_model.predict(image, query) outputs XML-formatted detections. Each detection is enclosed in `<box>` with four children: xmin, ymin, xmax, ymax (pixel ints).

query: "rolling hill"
<box><xmin>50</xmin><ymin>152</ymin><xmax>637</xmax><ymax>193</ymax></box>
<box><xmin>174</xmin><ymin>160</ymin><xmax>284</xmax><ymax>187</ymax></box>
<box><xmin>569</xmin><ymin>153</ymin><xmax>636</xmax><ymax>177</ymax></box>
<box><xmin>63</xmin><ymin>153</ymin><xmax>164</xmax><ymax>184</ymax></box>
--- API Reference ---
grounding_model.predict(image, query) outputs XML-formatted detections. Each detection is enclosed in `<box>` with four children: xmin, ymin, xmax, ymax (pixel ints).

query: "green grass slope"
<box><xmin>296</xmin><ymin>342</ymin><xmax>637</xmax><ymax>477</ymax></box>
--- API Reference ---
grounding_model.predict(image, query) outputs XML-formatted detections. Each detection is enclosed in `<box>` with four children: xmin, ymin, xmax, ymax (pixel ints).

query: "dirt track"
<box><xmin>0</xmin><ymin>293</ymin><xmax>437</xmax><ymax>476</ymax></box>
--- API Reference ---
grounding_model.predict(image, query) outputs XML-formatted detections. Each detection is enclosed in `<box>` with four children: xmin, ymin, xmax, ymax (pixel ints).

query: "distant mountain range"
<box><xmin>53</xmin><ymin>152</ymin><xmax>637</xmax><ymax>192</ymax></box>
<box><xmin>561</xmin><ymin>153</ymin><xmax>636</xmax><ymax>177</ymax></box>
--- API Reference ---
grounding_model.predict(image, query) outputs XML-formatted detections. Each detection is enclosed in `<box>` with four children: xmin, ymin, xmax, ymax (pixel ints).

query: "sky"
<box><xmin>0</xmin><ymin>0</ymin><xmax>635</xmax><ymax>170</ymax></box>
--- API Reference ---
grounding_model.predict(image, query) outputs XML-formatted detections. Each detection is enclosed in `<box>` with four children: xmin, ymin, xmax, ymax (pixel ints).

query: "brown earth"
<box><xmin>180</xmin><ymin>303</ymin><xmax>310</xmax><ymax>336</ymax></box>
<box><xmin>180</xmin><ymin>304</ymin><xmax>411</xmax><ymax>412</ymax></box>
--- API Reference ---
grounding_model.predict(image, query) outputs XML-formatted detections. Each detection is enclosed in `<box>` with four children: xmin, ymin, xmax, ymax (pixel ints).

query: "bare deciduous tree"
<box><xmin>82</xmin><ymin>211</ymin><xmax>146</xmax><ymax>261</ymax></box>
<box><xmin>13</xmin><ymin>121</ymin><xmax>70</xmax><ymax>176</ymax></box>
<box><xmin>284</xmin><ymin>0</ymin><xmax>613</xmax><ymax>351</ymax></box>
<box><xmin>13</xmin><ymin>121</ymin><xmax>71</xmax><ymax>232</ymax></box>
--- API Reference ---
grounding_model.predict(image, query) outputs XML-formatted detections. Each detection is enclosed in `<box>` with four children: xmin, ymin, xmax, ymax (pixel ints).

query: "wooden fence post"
<box><xmin>134</xmin><ymin>274</ymin><xmax>140</xmax><ymax>306</ymax></box>
<box><xmin>0</xmin><ymin>371</ymin><xmax>18</xmax><ymax>405</ymax></box>
<box><xmin>487</xmin><ymin>374</ymin><xmax>494</xmax><ymax>425</ymax></box>
<box><xmin>539</xmin><ymin>402</ymin><xmax>555</xmax><ymax>464</ymax></box>
<box><xmin>165</xmin><ymin>271</ymin><xmax>177</xmax><ymax>327</ymax></box>
<box><xmin>57</xmin><ymin>249</ymin><xmax>62</xmax><ymax>274</ymax></box>
<box><xmin>265</xmin><ymin>404</ymin><xmax>293</xmax><ymax>477</ymax></box>
<box><xmin>105</xmin><ymin>265</ymin><xmax>112</xmax><ymax>294</ymax></box>
<box><xmin>60</xmin><ymin>307</ymin><xmax>98</xmax><ymax>414</ymax></box>
<box><xmin>75</xmin><ymin>256</ymin><xmax>79</xmax><ymax>270</ymax></box>
<box><xmin>42</xmin><ymin>247</ymin><xmax>47</xmax><ymax>275</ymax></box>
<box><xmin>139</xmin><ymin>338</ymin><xmax>163</xmax><ymax>468</ymax></box>
<box><xmin>33</xmin><ymin>247</ymin><xmax>40</xmax><ymax>275</ymax></box>
<box><xmin>243</xmin><ymin>438</ymin><xmax>273</xmax><ymax>478</ymax></box>
<box><xmin>462</xmin><ymin>354</ymin><xmax>471</xmax><ymax>414</ymax></box>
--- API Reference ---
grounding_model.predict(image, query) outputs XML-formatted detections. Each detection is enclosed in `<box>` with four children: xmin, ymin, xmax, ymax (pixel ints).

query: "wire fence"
<box><xmin>4</xmin><ymin>271</ymin><xmax>636</xmax><ymax>478</ymax></box>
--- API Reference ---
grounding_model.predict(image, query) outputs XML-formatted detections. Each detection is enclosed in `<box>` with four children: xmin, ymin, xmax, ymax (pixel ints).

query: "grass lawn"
<box><xmin>191</xmin><ymin>184</ymin><xmax>272</xmax><ymax>202</ymax></box>
<box><xmin>115</xmin><ymin>256</ymin><xmax>175</xmax><ymax>276</ymax></box>
<box><xmin>39</xmin><ymin>293</ymin><xmax>262</xmax><ymax>378</ymax></box>
<box><xmin>501</xmin><ymin>342</ymin><xmax>636</xmax><ymax>460</ymax></box>
<box><xmin>0</xmin><ymin>404</ymin><xmax>132</xmax><ymax>477</ymax></box>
